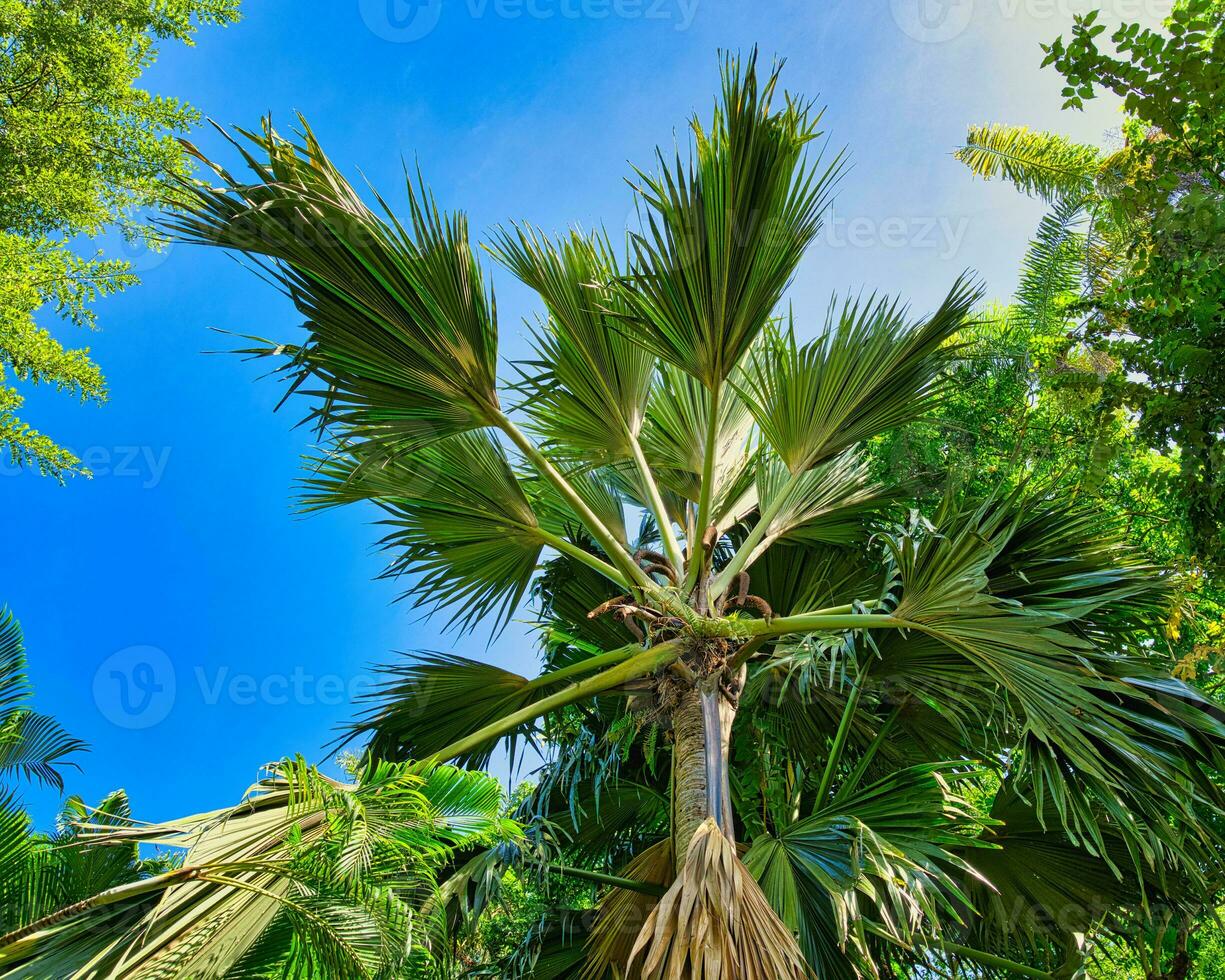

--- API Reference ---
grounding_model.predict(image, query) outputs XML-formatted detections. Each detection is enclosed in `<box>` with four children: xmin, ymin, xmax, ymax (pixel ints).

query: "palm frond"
<box><xmin>171</xmin><ymin>119</ymin><xmax>501</xmax><ymax>457</ymax></box>
<box><xmin>737</xmin><ymin>277</ymin><xmax>981</xmax><ymax>474</ymax></box>
<box><xmin>637</xmin><ymin>362</ymin><xmax>756</xmax><ymax>526</ymax></box>
<box><xmin>303</xmin><ymin>431</ymin><xmax>546</xmax><ymax>634</ymax></box>
<box><xmin>0</xmin><ymin>611</ymin><xmax>27</xmax><ymax>714</ymax></box>
<box><xmin>0</xmin><ymin>608</ymin><xmax>85</xmax><ymax>792</ymax></box>
<box><xmin>527</xmin><ymin>468</ymin><xmax>630</xmax><ymax>551</ymax></box>
<box><xmin>629</xmin><ymin>818</ymin><xmax>811</xmax><ymax>979</ymax></box>
<box><xmin>1014</xmin><ymin>193</ymin><xmax>1091</xmax><ymax>331</ymax></box>
<box><xmin>0</xmin><ymin>759</ymin><xmax>513</xmax><ymax>980</ymax></box>
<box><xmin>0</xmin><ymin>711</ymin><xmax>86</xmax><ymax>791</ymax></box>
<box><xmin>747</xmin><ymin>763</ymin><xmax>988</xmax><ymax>977</ymax></box>
<box><xmin>490</xmin><ymin>225</ymin><xmax>655</xmax><ymax>466</ymax></box>
<box><xmin>956</xmin><ymin>124</ymin><xmax>1101</xmax><ymax>202</ymax></box>
<box><xmin>750</xmin><ymin>450</ymin><xmax>883</xmax><ymax>555</ymax></box>
<box><xmin>954</xmin><ymin>786</ymin><xmax>1142</xmax><ymax>972</ymax></box>
<box><xmin>882</xmin><ymin>491</ymin><xmax>1225</xmax><ymax>869</ymax></box>
<box><xmin>612</xmin><ymin>49</ymin><xmax>842</xmax><ymax>388</ymax></box>
<box><xmin>347</xmin><ymin>653</ymin><xmax>543</xmax><ymax>769</ymax></box>
<box><xmin>578</xmin><ymin>838</ymin><xmax>673</xmax><ymax>980</ymax></box>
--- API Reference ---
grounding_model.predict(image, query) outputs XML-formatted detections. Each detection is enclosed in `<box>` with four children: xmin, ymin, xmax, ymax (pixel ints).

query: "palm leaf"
<box><xmin>746</xmin><ymin>764</ymin><xmax>988</xmax><ymax>976</ymax></box>
<box><xmin>954</xmin><ymin>786</ymin><xmax>1141</xmax><ymax>971</ymax></box>
<box><xmin>303</xmin><ymin>431</ymin><xmax>546</xmax><ymax>634</ymax></box>
<box><xmin>172</xmin><ymin>119</ymin><xmax>501</xmax><ymax>457</ymax></box>
<box><xmin>956</xmin><ymin>124</ymin><xmax>1101</xmax><ymax>202</ymax></box>
<box><xmin>629</xmin><ymin>818</ymin><xmax>811</xmax><ymax>979</ymax></box>
<box><xmin>578</xmin><ymin>838</ymin><xmax>673</xmax><ymax>980</ymax></box>
<box><xmin>348</xmin><ymin>653</ymin><xmax>544</xmax><ymax>769</ymax></box>
<box><xmin>0</xmin><ymin>608</ymin><xmax>85</xmax><ymax>792</ymax></box>
<box><xmin>636</xmin><ymin>362</ymin><xmax>756</xmax><ymax>527</ymax></box>
<box><xmin>737</xmin><ymin>277</ymin><xmax>981</xmax><ymax>474</ymax></box>
<box><xmin>0</xmin><ymin>759</ymin><xmax>512</xmax><ymax>980</ymax></box>
<box><xmin>749</xmin><ymin>450</ymin><xmax>883</xmax><ymax>556</ymax></box>
<box><xmin>1015</xmin><ymin>193</ymin><xmax>1091</xmax><ymax>331</ymax></box>
<box><xmin>882</xmin><ymin>491</ymin><xmax>1225</xmax><ymax>869</ymax></box>
<box><xmin>0</xmin><ymin>712</ymin><xmax>85</xmax><ymax>792</ymax></box>
<box><xmin>490</xmin><ymin>225</ymin><xmax>654</xmax><ymax>466</ymax></box>
<box><xmin>612</xmin><ymin>49</ymin><xmax>842</xmax><ymax>388</ymax></box>
<box><xmin>0</xmin><ymin>612</ymin><xmax>26</xmax><ymax>714</ymax></box>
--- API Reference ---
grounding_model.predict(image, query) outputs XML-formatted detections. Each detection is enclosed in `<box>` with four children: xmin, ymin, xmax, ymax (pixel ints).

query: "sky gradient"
<box><xmin>3</xmin><ymin>0</ymin><xmax>1167</xmax><ymax>826</ymax></box>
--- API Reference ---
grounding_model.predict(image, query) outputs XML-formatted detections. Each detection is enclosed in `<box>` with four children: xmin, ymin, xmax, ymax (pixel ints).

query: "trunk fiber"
<box><xmin>671</xmin><ymin>683</ymin><xmax>735</xmax><ymax>864</ymax></box>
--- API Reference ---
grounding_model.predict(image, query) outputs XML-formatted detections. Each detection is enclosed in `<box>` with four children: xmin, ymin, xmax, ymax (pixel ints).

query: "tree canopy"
<box><xmin>0</xmin><ymin>0</ymin><xmax>238</xmax><ymax>477</ymax></box>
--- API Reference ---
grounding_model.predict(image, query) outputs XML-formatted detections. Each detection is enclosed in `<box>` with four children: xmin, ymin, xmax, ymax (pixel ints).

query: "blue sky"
<box><xmin>3</xmin><ymin>0</ymin><xmax>1162</xmax><ymax>826</ymax></box>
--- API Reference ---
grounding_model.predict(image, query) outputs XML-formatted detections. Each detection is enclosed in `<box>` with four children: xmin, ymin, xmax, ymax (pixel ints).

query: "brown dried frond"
<box><xmin>627</xmin><ymin>819</ymin><xmax>811</xmax><ymax>979</ymax></box>
<box><xmin>578</xmin><ymin>839</ymin><xmax>674</xmax><ymax>980</ymax></box>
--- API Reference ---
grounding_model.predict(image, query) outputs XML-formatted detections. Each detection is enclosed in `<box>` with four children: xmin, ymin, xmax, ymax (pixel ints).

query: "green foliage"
<box><xmin>956</xmin><ymin>124</ymin><xmax>1100</xmax><ymax>202</ymax></box>
<box><xmin>0</xmin><ymin>757</ymin><xmax>516</xmax><ymax>979</ymax></box>
<box><xmin>611</xmin><ymin>50</ymin><xmax>842</xmax><ymax>390</ymax></box>
<box><xmin>0</xmin><ymin>0</ymin><xmax>239</xmax><ymax>478</ymax></box>
<box><xmin>968</xmin><ymin>0</ymin><xmax>1225</xmax><ymax>566</ymax></box>
<box><xmin>0</xmin><ymin>607</ymin><xmax>84</xmax><ymax>792</ymax></box>
<box><xmin>172</xmin><ymin>48</ymin><xmax>1225</xmax><ymax>980</ymax></box>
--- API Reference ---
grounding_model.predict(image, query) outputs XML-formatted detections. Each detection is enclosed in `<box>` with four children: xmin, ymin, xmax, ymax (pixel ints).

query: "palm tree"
<box><xmin>170</xmin><ymin>52</ymin><xmax>1225</xmax><ymax>978</ymax></box>
<box><xmin>0</xmin><ymin>607</ymin><xmax>85</xmax><ymax>793</ymax></box>
<box><xmin>0</xmin><ymin>757</ymin><xmax>514</xmax><ymax>978</ymax></box>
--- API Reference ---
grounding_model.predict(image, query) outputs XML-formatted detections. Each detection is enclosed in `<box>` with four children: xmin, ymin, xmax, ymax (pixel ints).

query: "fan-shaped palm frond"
<box><xmin>636</xmin><ymin>361</ymin><xmax>757</xmax><ymax>529</ymax></box>
<box><xmin>490</xmin><ymin>225</ymin><xmax>655</xmax><ymax>468</ymax></box>
<box><xmin>612</xmin><ymin>49</ymin><xmax>843</xmax><ymax>389</ymax></box>
<box><xmin>303</xmin><ymin>432</ymin><xmax>554</xmax><ymax>634</ymax></box>
<box><xmin>736</xmin><ymin>278</ymin><xmax>982</xmax><ymax>476</ymax></box>
<box><xmin>747</xmin><ymin>764</ymin><xmax>988</xmax><ymax>978</ymax></box>
<box><xmin>172</xmin><ymin>120</ymin><xmax>502</xmax><ymax>457</ymax></box>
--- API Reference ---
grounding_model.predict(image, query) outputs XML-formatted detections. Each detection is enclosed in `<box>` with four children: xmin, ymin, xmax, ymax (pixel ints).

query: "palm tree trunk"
<box><xmin>672</xmin><ymin>680</ymin><xmax>735</xmax><ymax>863</ymax></box>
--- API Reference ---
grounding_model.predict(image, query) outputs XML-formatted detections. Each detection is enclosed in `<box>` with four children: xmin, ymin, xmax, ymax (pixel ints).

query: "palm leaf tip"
<box><xmin>613</xmin><ymin>47</ymin><xmax>845</xmax><ymax>389</ymax></box>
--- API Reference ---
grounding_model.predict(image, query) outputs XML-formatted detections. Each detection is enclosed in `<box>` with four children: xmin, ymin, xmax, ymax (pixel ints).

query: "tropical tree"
<box><xmin>0</xmin><ymin>757</ymin><xmax>514</xmax><ymax>978</ymax></box>
<box><xmin>956</xmin><ymin>0</ymin><xmax>1225</xmax><ymax>567</ymax></box>
<box><xmin>0</xmin><ymin>0</ymin><xmax>240</xmax><ymax>479</ymax></box>
<box><xmin>171</xmin><ymin>52</ymin><xmax>1225</xmax><ymax>978</ymax></box>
